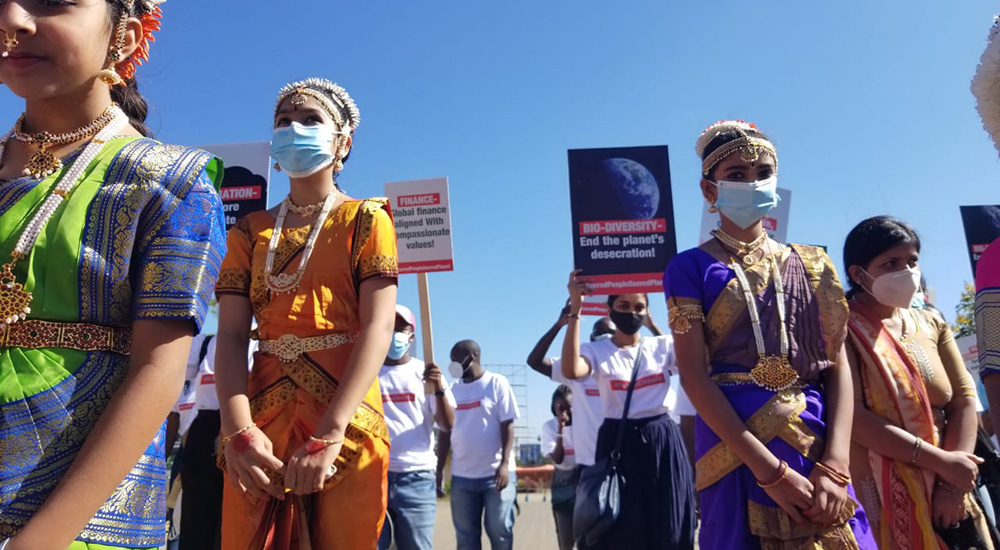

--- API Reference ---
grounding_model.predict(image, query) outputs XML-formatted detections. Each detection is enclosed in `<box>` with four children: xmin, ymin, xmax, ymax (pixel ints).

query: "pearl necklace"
<box><xmin>264</xmin><ymin>192</ymin><xmax>337</xmax><ymax>294</ymax></box>
<box><xmin>11</xmin><ymin>104</ymin><xmax>119</xmax><ymax>179</ymax></box>
<box><xmin>283</xmin><ymin>194</ymin><xmax>326</xmax><ymax>217</ymax></box>
<box><xmin>0</xmin><ymin>105</ymin><xmax>128</xmax><ymax>329</ymax></box>
<box><xmin>731</xmin><ymin>255</ymin><xmax>798</xmax><ymax>391</ymax></box>
<box><xmin>713</xmin><ymin>228</ymin><xmax>768</xmax><ymax>268</ymax></box>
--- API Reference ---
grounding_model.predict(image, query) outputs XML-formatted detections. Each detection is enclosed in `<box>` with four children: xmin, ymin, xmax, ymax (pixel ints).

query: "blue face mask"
<box><xmin>711</xmin><ymin>175</ymin><xmax>780</xmax><ymax>230</ymax></box>
<box><xmin>270</xmin><ymin>122</ymin><xmax>342</xmax><ymax>178</ymax></box>
<box><xmin>387</xmin><ymin>331</ymin><xmax>412</xmax><ymax>361</ymax></box>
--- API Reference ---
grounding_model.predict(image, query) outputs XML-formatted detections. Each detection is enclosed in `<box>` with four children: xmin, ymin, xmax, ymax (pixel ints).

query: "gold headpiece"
<box><xmin>696</xmin><ymin>120</ymin><xmax>778</xmax><ymax>177</ymax></box>
<box><xmin>275</xmin><ymin>78</ymin><xmax>359</xmax><ymax>134</ymax></box>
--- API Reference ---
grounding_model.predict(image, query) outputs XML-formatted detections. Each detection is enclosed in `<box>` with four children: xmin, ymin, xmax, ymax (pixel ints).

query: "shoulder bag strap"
<box><xmin>611</xmin><ymin>338</ymin><xmax>644</xmax><ymax>458</ymax></box>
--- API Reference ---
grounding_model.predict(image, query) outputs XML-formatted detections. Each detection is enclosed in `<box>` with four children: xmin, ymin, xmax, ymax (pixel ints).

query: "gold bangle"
<box><xmin>309</xmin><ymin>435</ymin><xmax>344</xmax><ymax>446</ymax></box>
<box><xmin>814</xmin><ymin>462</ymin><xmax>851</xmax><ymax>486</ymax></box>
<box><xmin>910</xmin><ymin>437</ymin><xmax>923</xmax><ymax>464</ymax></box>
<box><xmin>222</xmin><ymin>424</ymin><xmax>255</xmax><ymax>444</ymax></box>
<box><xmin>757</xmin><ymin>460</ymin><xmax>789</xmax><ymax>489</ymax></box>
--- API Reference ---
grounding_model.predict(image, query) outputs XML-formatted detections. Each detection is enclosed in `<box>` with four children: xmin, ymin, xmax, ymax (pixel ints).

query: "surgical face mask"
<box><xmin>591</xmin><ymin>333</ymin><xmax>613</xmax><ymax>342</ymax></box>
<box><xmin>862</xmin><ymin>266</ymin><xmax>921</xmax><ymax>309</ymax></box>
<box><xmin>270</xmin><ymin>122</ymin><xmax>346</xmax><ymax>178</ymax></box>
<box><xmin>910</xmin><ymin>292</ymin><xmax>927</xmax><ymax>310</ymax></box>
<box><xmin>711</xmin><ymin>175</ymin><xmax>780</xmax><ymax>230</ymax></box>
<box><xmin>386</xmin><ymin>331</ymin><xmax>412</xmax><ymax>361</ymax></box>
<box><xmin>448</xmin><ymin>357</ymin><xmax>472</xmax><ymax>379</ymax></box>
<box><xmin>609</xmin><ymin>310</ymin><xmax>646</xmax><ymax>336</ymax></box>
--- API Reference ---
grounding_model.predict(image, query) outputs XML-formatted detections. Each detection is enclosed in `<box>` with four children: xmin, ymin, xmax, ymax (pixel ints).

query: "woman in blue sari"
<box><xmin>664</xmin><ymin>120</ymin><xmax>876</xmax><ymax>549</ymax></box>
<box><xmin>0</xmin><ymin>2</ymin><xmax>226</xmax><ymax>549</ymax></box>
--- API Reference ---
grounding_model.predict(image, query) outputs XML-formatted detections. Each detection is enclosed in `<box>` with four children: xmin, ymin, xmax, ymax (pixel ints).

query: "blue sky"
<box><xmin>2</xmin><ymin>1</ymin><xmax>997</xmax><ymax>443</ymax></box>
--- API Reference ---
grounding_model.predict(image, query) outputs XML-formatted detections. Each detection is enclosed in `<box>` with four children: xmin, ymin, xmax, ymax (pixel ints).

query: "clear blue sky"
<box><xmin>2</xmin><ymin>1</ymin><xmax>997</xmax><ymax>443</ymax></box>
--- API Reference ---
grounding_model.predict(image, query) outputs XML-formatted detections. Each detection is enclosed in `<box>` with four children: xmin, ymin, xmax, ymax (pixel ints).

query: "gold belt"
<box><xmin>257</xmin><ymin>332</ymin><xmax>359</xmax><ymax>363</ymax></box>
<box><xmin>0</xmin><ymin>319</ymin><xmax>131</xmax><ymax>355</ymax></box>
<box><xmin>711</xmin><ymin>372</ymin><xmax>803</xmax><ymax>389</ymax></box>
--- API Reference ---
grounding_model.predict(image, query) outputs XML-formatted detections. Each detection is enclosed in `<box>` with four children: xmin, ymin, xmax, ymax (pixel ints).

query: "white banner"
<box><xmin>385</xmin><ymin>178</ymin><xmax>455</xmax><ymax>273</ymax></box>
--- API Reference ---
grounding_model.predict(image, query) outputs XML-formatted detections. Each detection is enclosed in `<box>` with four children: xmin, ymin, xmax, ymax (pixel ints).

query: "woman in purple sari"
<box><xmin>663</xmin><ymin>120</ymin><xmax>876</xmax><ymax>549</ymax></box>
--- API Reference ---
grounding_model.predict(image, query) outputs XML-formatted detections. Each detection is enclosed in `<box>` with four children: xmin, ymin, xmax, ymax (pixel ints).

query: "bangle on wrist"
<box><xmin>814</xmin><ymin>461</ymin><xmax>851</xmax><ymax>486</ymax></box>
<box><xmin>757</xmin><ymin>460</ymin><xmax>789</xmax><ymax>489</ymax></box>
<box><xmin>566</xmin><ymin>312</ymin><xmax>581</xmax><ymax>319</ymax></box>
<box><xmin>434</xmin><ymin>388</ymin><xmax>445</xmax><ymax>396</ymax></box>
<box><xmin>221</xmin><ymin>424</ymin><xmax>255</xmax><ymax>444</ymax></box>
<box><xmin>910</xmin><ymin>437</ymin><xmax>923</xmax><ymax>465</ymax></box>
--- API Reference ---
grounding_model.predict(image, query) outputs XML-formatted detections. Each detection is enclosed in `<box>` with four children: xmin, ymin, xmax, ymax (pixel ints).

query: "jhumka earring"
<box><xmin>97</xmin><ymin>9</ymin><xmax>130</xmax><ymax>87</ymax></box>
<box><xmin>708</xmin><ymin>201</ymin><xmax>718</xmax><ymax>214</ymax></box>
<box><xmin>3</xmin><ymin>32</ymin><xmax>18</xmax><ymax>58</ymax></box>
<box><xmin>97</xmin><ymin>66</ymin><xmax>125</xmax><ymax>87</ymax></box>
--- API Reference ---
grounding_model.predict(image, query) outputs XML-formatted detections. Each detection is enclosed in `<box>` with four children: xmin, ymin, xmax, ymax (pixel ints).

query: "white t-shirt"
<box><xmin>580</xmin><ymin>335</ymin><xmax>676</xmax><ymax>420</ymax></box>
<box><xmin>379</xmin><ymin>358</ymin><xmax>455</xmax><ymax>473</ymax></box>
<box><xmin>191</xmin><ymin>337</ymin><xmax>256</xmax><ymax>412</ymax></box>
<box><xmin>541</xmin><ymin>418</ymin><xmax>575</xmax><ymax>471</ymax></box>
<box><xmin>550</xmin><ymin>360</ymin><xmax>602</xmax><ymax>467</ymax></box>
<box><xmin>170</xmin><ymin>333</ymin><xmax>212</xmax><ymax>435</ymax></box>
<box><xmin>449</xmin><ymin>371</ymin><xmax>520</xmax><ymax>479</ymax></box>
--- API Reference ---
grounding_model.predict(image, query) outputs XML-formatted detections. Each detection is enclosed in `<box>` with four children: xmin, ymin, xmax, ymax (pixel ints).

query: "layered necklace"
<box><xmin>713</xmin><ymin>228</ymin><xmax>768</xmax><ymax>268</ymax></box>
<box><xmin>264</xmin><ymin>192</ymin><xmax>337</xmax><ymax>293</ymax></box>
<box><xmin>0</xmin><ymin>104</ymin><xmax>128</xmax><ymax>329</ymax></box>
<box><xmin>731</xmin><ymin>251</ymin><xmax>799</xmax><ymax>391</ymax></box>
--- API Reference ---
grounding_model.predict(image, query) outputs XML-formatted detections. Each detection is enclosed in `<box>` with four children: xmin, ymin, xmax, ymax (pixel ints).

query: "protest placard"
<box><xmin>200</xmin><ymin>142</ymin><xmax>271</xmax><ymax>229</ymax></box>
<box><xmin>385</xmin><ymin>178</ymin><xmax>454</xmax><ymax>274</ymax></box>
<box><xmin>568</xmin><ymin>146</ymin><xmax>676</xmax><ymax>295</ymax></box>
<box><xmin>698</xmin><ymin>187</ymin><xmax>792</xmax><ymax>244</ymax></box>
<box><xmin>960</xmin><ymin>205</ymin><xmax>1000</xmax><ymax>276</ymax></box>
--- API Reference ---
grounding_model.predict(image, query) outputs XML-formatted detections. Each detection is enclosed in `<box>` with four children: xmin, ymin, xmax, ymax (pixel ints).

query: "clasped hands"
<box><xmin>223</xmin><ymin>426</ymin><xmax>343</xmax><ymax>500</ymax></box>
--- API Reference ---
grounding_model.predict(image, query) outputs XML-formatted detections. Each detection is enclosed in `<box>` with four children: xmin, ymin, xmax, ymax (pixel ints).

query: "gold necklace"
<box><xmin>283</xmin><ymin>194</ymin><xmax>326</xmax><ymax>217</ymax></box>
<box><xmin>713</xmin><ymin>228</ymin><xmax>768</xmax><ymax>268</ymax></box>
<box><xmin>11</xmin><ymin>105</ymin><xmax>118</xmax><ymax>179</ymax></box>
<box><xmin>264</xmin><ymin>193</ymin><xmax>337</xmax><ymax>294</ymax></box>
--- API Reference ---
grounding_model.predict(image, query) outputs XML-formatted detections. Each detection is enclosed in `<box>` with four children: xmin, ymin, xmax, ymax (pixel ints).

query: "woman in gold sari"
<box><xmin>215</xmin><ymin>78</ymin><xmax>398</xmax><ymax>550</ymax></box>
<box><xmin>844</xmin><ymin>216</ymin><xmax>994</xmax><ymax>550</ymax></box>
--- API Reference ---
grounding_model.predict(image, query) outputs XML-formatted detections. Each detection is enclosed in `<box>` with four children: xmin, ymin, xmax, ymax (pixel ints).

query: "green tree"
<box><xmin>953</xmin><ymin>282</ymin><xmax>976</xmax><ymax>338</ymax></box>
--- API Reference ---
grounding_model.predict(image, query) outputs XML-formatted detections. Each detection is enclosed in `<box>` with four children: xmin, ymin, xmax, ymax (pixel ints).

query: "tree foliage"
<box><xmin>953</xmin><ymin>281</ymin><xmax>976</xmax><ymax>338</ymax></box>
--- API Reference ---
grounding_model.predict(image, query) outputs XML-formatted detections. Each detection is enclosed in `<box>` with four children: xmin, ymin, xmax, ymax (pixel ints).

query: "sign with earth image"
<box><xmin>568</xmin><ymin>145</ymin><xmax>676</xmax><ymax>295</ymax></box>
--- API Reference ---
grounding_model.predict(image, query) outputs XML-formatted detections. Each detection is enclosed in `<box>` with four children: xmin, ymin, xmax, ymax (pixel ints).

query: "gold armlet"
<box><xmin>668</xmin><ymin>304</ymin><xmax>704</xmax><ymax>334</ymax></box>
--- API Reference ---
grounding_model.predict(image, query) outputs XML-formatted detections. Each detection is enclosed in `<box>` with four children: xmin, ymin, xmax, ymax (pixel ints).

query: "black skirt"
<box><xmin>590</xmin><ymin>413</ymin><xmax>696</xmax><ymax>550</ymax></box>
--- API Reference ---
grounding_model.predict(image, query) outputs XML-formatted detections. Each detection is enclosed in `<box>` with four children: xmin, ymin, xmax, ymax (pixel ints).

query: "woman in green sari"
<box><xmin>0</xmin><ymin>2</ymin><xmax>226</xmax><ymax>549</ymax></box>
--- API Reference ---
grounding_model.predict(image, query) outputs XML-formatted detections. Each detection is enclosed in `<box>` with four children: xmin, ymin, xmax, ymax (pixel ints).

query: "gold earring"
<box><xmin>708</xmin><ymin>202</ymin><xmax>718</xmax><ymax>214</ymax></box>
<box><xmin>273</xmin><ymin>163</ymin><xmax>281</xmax><ymax>172</ymax></box>
<box><xmin>333</xmin><ymin>159</ymin><xmax>344</xmax><ymax>173</ymax></box>
<box><xmin>97</xmin><ymin>68</ymin><xmax>125</xmax><ymax>87</ymax></box>
<box><xmin>3</xmin><ymin>32</ymin><xmax>18</xmax><ymax>58</ymax></box>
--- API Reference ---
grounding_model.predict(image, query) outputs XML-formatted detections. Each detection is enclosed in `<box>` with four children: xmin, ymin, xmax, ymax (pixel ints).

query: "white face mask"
<box><xmin>862</xmin><ymin>266</ymin><xmax>921</xmax><ymax>309</ymax></box>
<box><xmin>448</xmin><ymin>358</ymin><xmax>471</xmax><ymax>379</ymax></box>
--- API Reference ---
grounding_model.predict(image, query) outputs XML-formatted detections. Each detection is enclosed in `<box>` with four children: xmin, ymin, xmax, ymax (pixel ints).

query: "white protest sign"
<box><xmin>385</xmin><ymin>178</ymin><xmax>454</xmax><ymax>273</ymax></box>
<box><xmin>698</xmin><ymin>187</ymin><xmax>792</xmax><ymax>245</ymax></box>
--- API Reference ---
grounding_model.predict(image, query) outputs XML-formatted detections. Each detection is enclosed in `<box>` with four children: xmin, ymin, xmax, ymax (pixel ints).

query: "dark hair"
<box><xmin>550</xmin><ymin>384</ymin><xmax>572</xmax><ymax>417</ymax></box>
<box><xmin>107</xmin><ymin>1</ymin><xmax>153</xmax><ymax>137</ymax></box>
<box><xmin>701</xmin><ymin>128</ymin><xmax>772</xmax><ymax>180</ymax></box>
<box><xmin>606</xmin><ymin>293</ymin><xmax>649</xmax><ymax>309</ymax></box>
<box><xmin>842</xmin><ymin>216</ymin><xmax>921</xmax><ymax>297</ymax></box>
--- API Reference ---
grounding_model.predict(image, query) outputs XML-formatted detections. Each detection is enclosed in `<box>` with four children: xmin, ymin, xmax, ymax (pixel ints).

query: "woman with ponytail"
<box><xmin>0</xmin><ymin>2</ymin><xmax>226</xmax><ymax>549</ymax></box>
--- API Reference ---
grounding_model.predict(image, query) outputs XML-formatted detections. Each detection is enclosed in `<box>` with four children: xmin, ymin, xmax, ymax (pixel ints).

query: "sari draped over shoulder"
<box><xmin>216</xmin><ymin>199</ymin><xmax>398</xmax><ymax>550</ymax></box>
<box><xmin>0</xmin><ymin>137</ymin><xmax>226</xmax><ymax>550</ymax></box>
<box><xmin>978</xmin><ymin>237</ymin><xmax>1000</xmax><ymax>379</ymax></box>
<box><xmin>664</xmin><ymin>244</ymin><xmax>876</xmax><ymax>550</ymax></box>
<box><xmin>848</xmin><ymin>301</ymin><xmax>994</xmax><ymax>550</ymax></box>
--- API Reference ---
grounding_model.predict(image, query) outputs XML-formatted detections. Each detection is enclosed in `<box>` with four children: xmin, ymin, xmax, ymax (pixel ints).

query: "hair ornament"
<box><xmin>696</xmin><ymin>119</ymin><xmax>777</xmax><ymax>177</ymax></box>
<box><xmin>972</xmin><ymin>15</ymin><xmax>1000</xmax><ymax>157</ymax></box>
<box><xmin>110</xmin><ymin>0</ymin><xmax>163</xmax><ymax>81</ymax></box>
<box><xmin>275</xmin><ymin>78</ymin><xmax>360</xmax><ymax>133</ymax></box>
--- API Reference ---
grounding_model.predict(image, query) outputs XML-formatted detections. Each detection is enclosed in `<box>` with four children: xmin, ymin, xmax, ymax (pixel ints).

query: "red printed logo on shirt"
<box><xmin>382</xmin><ymin>392</ymin><xmax>416</xmax><ymax>403</ymax></box>
<box><xmin>200</xmin><ymin>374</ymin><xmax>215</xmax><ymax>385</ymax></box>
<box><xmin>610</xmin><ymin>373</ymin><xmax>665</xmax><ymax>391</ymax></box>
<box><xmin>179</xmin><ymin>403</ymin><xmax>195</xmax><ymax>411</ymax></box>
<box><xmin>456</xmin><ymin>401</ymin><xmax>481</xmax><ymax>411</ymax></box>
<box><xmin>585</xmin><ymin>388</ymin><xmax>600</xmax><ymax>397</ymax></box>
<box><xmin>565</xmin><ymin>449</ymin><xmax>576</xmax><ymax>455</ymax></box>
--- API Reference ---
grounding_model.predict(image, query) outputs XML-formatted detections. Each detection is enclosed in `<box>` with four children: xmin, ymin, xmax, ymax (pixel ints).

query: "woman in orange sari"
<box><xmin>214</xmin><ymin>78</ymin><xmax>398</xmax><ymax>550</ymax></box>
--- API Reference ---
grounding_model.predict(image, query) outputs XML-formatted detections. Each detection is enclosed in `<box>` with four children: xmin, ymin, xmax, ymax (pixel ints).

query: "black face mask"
<box><xmin>609</xmin><ymin>310</ymin><xmax>645</xmax><ymax>335</ymax></box>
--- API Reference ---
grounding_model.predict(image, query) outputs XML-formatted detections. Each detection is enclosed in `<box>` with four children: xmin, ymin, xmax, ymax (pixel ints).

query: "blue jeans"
<box><xmin>450</xmin><ymin>474</ymin><xmax>516</xmax><ymax>550</ymax></box>
<box><xmin>377</xmin><ymin>469</ymin><xmax>437</xmax><ymax>550</ymax></box>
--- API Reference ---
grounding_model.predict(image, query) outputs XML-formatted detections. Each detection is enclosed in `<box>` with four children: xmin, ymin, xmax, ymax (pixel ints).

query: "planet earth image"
<box><xmin>600</xmin><ymin>157</ymin><xmax>660</xmax><ymax>219</ymax></box>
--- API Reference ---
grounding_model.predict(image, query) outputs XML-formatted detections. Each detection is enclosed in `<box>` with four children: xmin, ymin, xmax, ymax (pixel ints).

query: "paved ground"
<box><xmin>432</xmin><ymin>491</ymin><xmax>558</xmax><ymax>550</ymax></box>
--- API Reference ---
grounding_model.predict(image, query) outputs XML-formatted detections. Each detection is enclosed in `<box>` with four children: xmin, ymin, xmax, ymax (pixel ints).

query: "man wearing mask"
<box><xmin>438</xmin><ymin>340</ymin><xmax>520</xmax><ymax>550</ymax></box>
<box><xmin>377</xmin><ymin>305</ymin><xmax>455</xmax><ymax>550</ymax></box>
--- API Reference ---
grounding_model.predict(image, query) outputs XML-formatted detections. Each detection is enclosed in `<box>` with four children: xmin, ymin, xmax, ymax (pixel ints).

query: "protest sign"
<box><xmin>385</xmin><ymin>178</ymin><xmax>454</xmax><ymax>274</ymax></box>
<box><xmin>960</xmin><ymin>205</ymin><xmax>1000</xmax><ymax>276</ymax></box>
<box><xmin>568</xmin><ymin>146</ymin><xmax>676</xmax><ymax>295</ymax></box>
<box><xmin>200</xmin><ymin>142</ymin><xmax>271</xmax><ymax>229</ymax></box>
<box><xmin>698</xmin><ymin>188</ymin><xmax>792</xmax><ymax>244</ymax></box>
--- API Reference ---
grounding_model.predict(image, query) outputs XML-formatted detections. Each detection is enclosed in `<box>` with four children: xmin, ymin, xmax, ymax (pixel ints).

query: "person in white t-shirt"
<box><xmin>377</xmin><ymin>305</ymin><xmax>455</xmax><ymax>550</ymax></box>
<box><xmin>437</xmin><ymin>340</ymin><xmax>520</xmax><ymax>550</ymax></box>
<box><xmin>561</xmin><ymin>280</ymin><xmax>696</xmax><ymax>549</ymax></box>
<box><xmin>541</xmin><ymin>385</ymin><xmax>577</xmax><ymax>550</ymax></box>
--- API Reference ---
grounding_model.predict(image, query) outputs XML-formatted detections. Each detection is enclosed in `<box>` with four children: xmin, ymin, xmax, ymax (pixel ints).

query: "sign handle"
<box><xmin>418</xmin><ymin>272</ymin><xmax>436</xmax><ymax>394</ymax></box>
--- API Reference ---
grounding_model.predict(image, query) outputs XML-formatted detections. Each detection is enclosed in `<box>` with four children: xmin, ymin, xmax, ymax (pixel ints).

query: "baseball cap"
<box><xmin>395</xmin><ymin>304</ymin><xmax>416</xmax><ymax>328</ymax></box>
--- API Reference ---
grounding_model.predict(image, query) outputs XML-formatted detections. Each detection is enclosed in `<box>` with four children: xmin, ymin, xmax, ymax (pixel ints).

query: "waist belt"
<box><xmin>257</xmin><ymin>332</ymin><xmax>358</xmax><ymax>362</ymax></box>
<box><xmin>0</xmin><ymin>319</ymin><xmax>131</xmax><ymax>355</ymax></box>
<box><xmin>710</xmin><ymin>372</ymin><xmax>803</xmax><ymax>389</ymax></box>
